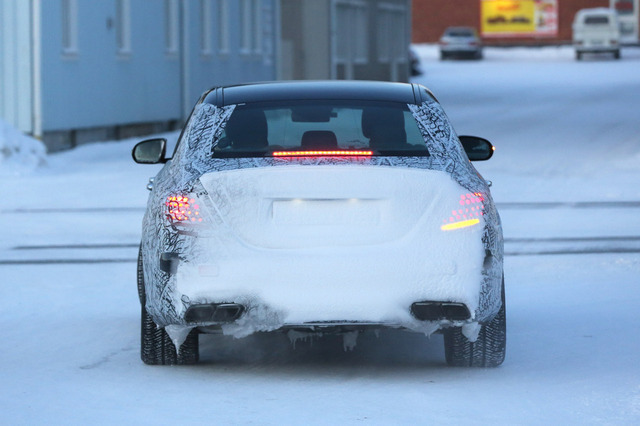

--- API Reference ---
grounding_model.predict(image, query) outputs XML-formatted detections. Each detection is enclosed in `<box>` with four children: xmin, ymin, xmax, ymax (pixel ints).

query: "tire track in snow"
<box><xmin>13</xmin><ymin>243</ymin><xmax>140</xmax><ymax>250</ymax></box>
<box><xmin>0</xmin><ymin>259</ymin><xmax>137</xmax><ymax>265</ymax></box>
<box><xmin>0</xmin><ymin>207</ymin><xmax>145</xmax><ymax>214</ymax></box>
<box><xmin>497</xmin><ymin>201</ymin><xmax>640</xmax><ymax>209</ymax></box>
<box><xmin>505</xmin><ymin>248</ymin><xmax>640</xmax><ymax>256</ymax></box>
<box><xmin>2</xmin><ymin>236</ymin><xmax>640</xmax><ymax>264</ymax></box>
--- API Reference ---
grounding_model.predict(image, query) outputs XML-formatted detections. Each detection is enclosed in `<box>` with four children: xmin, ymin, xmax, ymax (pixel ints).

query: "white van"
<box><xmin>573</xmin><ymin>8</ymin><xmax>621</xmax><ymax>60</ymax></box>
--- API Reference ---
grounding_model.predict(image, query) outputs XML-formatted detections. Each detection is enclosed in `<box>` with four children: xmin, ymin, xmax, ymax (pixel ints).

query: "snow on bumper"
<box><xmin>145</xmin><ymin>166</ymin><xmax>492</xmax><ymax>337</ymax></box>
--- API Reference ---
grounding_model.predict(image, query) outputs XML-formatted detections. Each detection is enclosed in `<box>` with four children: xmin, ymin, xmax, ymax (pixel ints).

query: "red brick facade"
<box><xmin>412</xmin><ymin>0</ymin><xmax>616</xmax><ymax>44</ymax></box>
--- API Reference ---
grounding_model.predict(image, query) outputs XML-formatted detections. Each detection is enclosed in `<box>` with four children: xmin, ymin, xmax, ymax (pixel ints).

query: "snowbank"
<box><xmin>0</xmin><ymin>119</ymin><xmax>47</xmax><ymax>176</ymax></box>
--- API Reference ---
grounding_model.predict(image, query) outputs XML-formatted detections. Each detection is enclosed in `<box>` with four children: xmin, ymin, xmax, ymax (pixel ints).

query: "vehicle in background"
<box><xmin>573</xmin><ymin>8</ymin><xmax>621</xmax><ymax>60</ymax></box>
<box><xmin>439</xmin><ymin>27</ymin><xmax>483</xmax><ymax>60</ymax></box>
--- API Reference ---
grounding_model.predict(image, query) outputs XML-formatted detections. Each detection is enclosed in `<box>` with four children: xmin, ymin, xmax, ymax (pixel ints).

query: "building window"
<box><xmin>200</xmin><ymin>0</ymin><xmax>213</xmax><ymax>56</ymax></box>
<box><xmin>377</xmin><ymin>12</ymin><xmax>390</xmax><ymax>63</ymax></box>
<box><xmin>218</xmin><ymin>0</ymin><xmax>229</xmax><ymax>54</ymax></box>
<box><xmin>165</xmin><ymin>0</ymin><xmax>179</xmax><ymax>55</ymax></box>
<box><xmin>377</xmin><ymin>4</ymin><xmax>406</xmax><ymax>63</ymax></box>
<box><xmin>61</xmin><ymin>0</ymin><xmax>78</xmax><ymax>55</ymax></box>
<box><xmin>352</xmin><ymin>3</ymin><xmax>367</xmax><ymax>63</ymax></box>
<box><xmin>252</xmin><ymin>0</ymin><xmax>262</xmax><ymax>53</ymax></box>
<box><xmin>240</xmin><ymin>0</ymin><xmax>261</xmax><ymax>54</ymax></box>
<box><xmin>240</xmin><ymin>0</ymin><xmax>251</xmax><ymax>53</ymax></box>
<box><xmin>336</xmin><ymin>1</ymin><xmax>368</xmax><ymax>64</ymax></box>
<box><xmin>116</xmin><ymin>0</ymin><xmax>131</xmax><ymax>55</ymax></box>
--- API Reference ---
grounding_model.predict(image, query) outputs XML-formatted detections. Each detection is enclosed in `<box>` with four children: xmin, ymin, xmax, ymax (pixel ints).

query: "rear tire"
<box><xmin>137</xmin><ymin>245</ymin><xmax>145</xmax><ymax>305</ymax></box>
<box><xmin>614</xmin><ymin>50</ymin><xmax>621</xmax><ymax>60</ymax></box>
<box><xmin>138</xmin><ymin>246</ymin><xmax>199</xmax><ymax>365</ymax></box>
<box><xmin>141</xmin><ymin>305</ymin><xmax>199</xmax><ymax>365</ymax></box>
<box><xmin>444</xmin><ymin>279</ymin><xmax>506</xmax><ymax>367</ymax></box>
<box><xmin>576</xmin><ymin>51</ymin><xmax>583</xmax><ymax>61</ymax></box>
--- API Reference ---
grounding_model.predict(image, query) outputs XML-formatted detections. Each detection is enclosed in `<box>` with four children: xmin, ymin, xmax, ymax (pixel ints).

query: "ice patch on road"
<box><xmin>0</xmin><ymin>119</ymin><xmax>47</xmax><ymax>176</ymax></box>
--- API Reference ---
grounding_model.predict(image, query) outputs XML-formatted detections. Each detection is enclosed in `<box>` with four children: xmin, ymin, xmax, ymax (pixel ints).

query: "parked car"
<box><xmin>439</xmin><ymin>27</ymin><xmax>483</xmax><ymax>60</ymax></box>
<box><xmin>573</xmin><ymin>8</ymin><xmax>621</xmax><ymax>60</ymax></box>
<box><xmin>132</xmin><ymin>81</ymin><xmax>505</xmax><ymax>367</ymax></box>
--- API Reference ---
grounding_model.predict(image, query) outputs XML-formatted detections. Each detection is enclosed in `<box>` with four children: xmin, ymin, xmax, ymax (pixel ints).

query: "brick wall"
<box><xmin>412</xmin><ymin>0</ymin><xmax>611</xmax><ymax>44</ymax></box>
<box><xmin>413</xmin><ymin>0</ymin><xmax>480</xmax><ymax>42</ymax></box>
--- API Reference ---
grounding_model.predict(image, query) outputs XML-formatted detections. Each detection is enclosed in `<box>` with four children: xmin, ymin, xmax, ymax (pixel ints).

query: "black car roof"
<box><xmin>203</xmin><ymin>81</ymin><xmax>431</xmax><ymax>106</ymax></box>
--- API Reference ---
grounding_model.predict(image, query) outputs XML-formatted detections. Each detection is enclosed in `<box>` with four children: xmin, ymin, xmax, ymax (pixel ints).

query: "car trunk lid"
<box><xmin>198</xmin><ymin>165</ymin><xmax>475</xmax><ymax>249</ymax></box>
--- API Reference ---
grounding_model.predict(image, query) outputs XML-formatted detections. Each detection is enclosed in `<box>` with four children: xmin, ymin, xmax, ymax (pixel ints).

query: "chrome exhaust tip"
<box><xmin>410</xmin><ymin>302</ymin><xmax>471</xmax><ymax>321</ymax></box>
<box><xmin>185</xmin><ymin>303</ymin><xmax>245</xmax><ymax>323</ymax></box>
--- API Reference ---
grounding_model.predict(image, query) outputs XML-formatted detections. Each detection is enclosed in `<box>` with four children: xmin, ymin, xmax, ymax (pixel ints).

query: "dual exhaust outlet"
<box><xmin>185</xmin><ymin>303</ymin><xmax>245</xmax><ymax>323</ymax></box>
<box><xmin>184</xmin><ymin>301</ymin><xmax>470</xmax><ymax>325</ymax></box>
<box><xmin>410</xmin><ymin>301</ymin><xmax>471</xmax><ymax>321</ymax></box>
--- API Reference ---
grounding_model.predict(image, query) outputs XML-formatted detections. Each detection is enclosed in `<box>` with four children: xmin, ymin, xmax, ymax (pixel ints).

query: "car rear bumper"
<box><xmin>163</xmin><ymin>244</ymin><xmax>484</xmax><ymax>329</ymax></box>
<box><xmin>145</xmin><ymin>237</ymin><xmax>502</xmax><ymax>341</ymax></box>
<box><xmin>574</xmin><ymin>42</ymin><xmax>618</xmax><ymax>53</ymax></box>
<box><xmin>142</xmin><ymin>165</ymin><xmax>503</xmax><ymax>339</ymax></box>
<box><xmin>440</xmin><ymin>46</ymin><xmax>481</xmax><ymax>53</ymax></box>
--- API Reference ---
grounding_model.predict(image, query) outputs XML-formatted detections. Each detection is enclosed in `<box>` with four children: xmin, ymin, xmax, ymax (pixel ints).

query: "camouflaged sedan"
<box><xmin>132</xmin><ymin>81</ymin><xmax>505</xmax><ymax>367</ymax></box>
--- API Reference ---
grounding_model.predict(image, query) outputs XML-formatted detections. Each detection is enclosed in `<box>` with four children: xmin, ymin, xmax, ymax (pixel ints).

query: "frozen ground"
<box><xmin>1</xmin><ymin>45</ymin><xmax>639</xmax><ymax>424</ymax></box>
<box><xmin>0</xmin><ymin>119</ymin><xmax>47</xmax><ymax>176</ymax></box>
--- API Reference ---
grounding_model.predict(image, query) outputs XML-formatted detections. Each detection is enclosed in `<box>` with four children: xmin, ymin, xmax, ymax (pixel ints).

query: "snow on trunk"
<box><xmin>173</xmin><ymin>165</ymin><xmax>486</xmax><ymax>337</ymax></box>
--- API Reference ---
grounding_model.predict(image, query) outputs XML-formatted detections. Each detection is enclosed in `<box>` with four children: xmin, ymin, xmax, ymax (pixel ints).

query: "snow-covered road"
<box><xmin>1</xmin><ymin>45</ymin><xmax>639</xmax><ymax>424</ymax></box>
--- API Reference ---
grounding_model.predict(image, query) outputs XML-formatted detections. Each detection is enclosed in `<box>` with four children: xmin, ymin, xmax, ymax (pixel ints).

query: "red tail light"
<box><xmin>441</xmin><ymin>192</ymin><xmax>484</xmax><ymax>231</ymax></box>
<box><xmin>166</xmin><ymin>195</ymin><xmax>203</xmax><ymax>223</ymax></box>
<box><xmin>272</xmin><ymin>150</ymin><xmax>373</xmax><ymax>157</ymax></box>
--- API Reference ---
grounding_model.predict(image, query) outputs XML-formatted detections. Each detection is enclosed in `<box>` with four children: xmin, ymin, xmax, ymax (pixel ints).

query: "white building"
<box><xmin>1</xmin><ymin>0</ymin><xmax>412</xmax><ymax>152</ymax></box>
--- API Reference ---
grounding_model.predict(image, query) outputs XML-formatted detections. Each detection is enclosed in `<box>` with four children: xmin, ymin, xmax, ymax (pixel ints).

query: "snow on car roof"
<box><xmin>203</xmin><ymin>81</ymin><xmax>424</xmax><ymax>107</ymax></box>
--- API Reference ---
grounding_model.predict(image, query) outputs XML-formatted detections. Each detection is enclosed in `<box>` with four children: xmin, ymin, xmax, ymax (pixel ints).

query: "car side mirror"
<box><xmin>459</xmin><ymin>135</ymin><xmax>494</xmax><ymax>161</ymax></box>
<box><xmin>132</xmin><ymin>138</ymin><xmax>168</xmax><ymax>164</ymax></box>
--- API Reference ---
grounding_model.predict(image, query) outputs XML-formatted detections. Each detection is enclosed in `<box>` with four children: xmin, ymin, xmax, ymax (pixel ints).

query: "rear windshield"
<box><xmin>213</xmin><ymin>101</ymin><xmax>429</xmax><ymax>158</ymax></box>
<box><xmin>585</xmin><ymin>16</ymin><xmax>610</xmax><ymax>25</ymax></box>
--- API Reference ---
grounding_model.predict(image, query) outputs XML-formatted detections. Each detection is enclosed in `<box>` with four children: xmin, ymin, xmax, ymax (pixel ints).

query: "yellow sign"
<box><xmin>481</xmin><ymin>0</ymin><xmax>558</xmax><ymax>37</ymax></box>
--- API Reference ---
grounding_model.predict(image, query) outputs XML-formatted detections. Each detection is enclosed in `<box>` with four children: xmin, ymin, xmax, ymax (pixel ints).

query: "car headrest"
<box><xmin>361</xmin><ymin>107</ymin><xmax>406</xmax><ymax>148</ymax></box>
<box><xmin>301</xmin><ymin>130</ymin><xmax>338</xmax><ymax>149</ymax></box>
<box><xmin>225</xmin><ymin>109</ymin><xmax>269</xmax><ymax>149</ymax></box>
